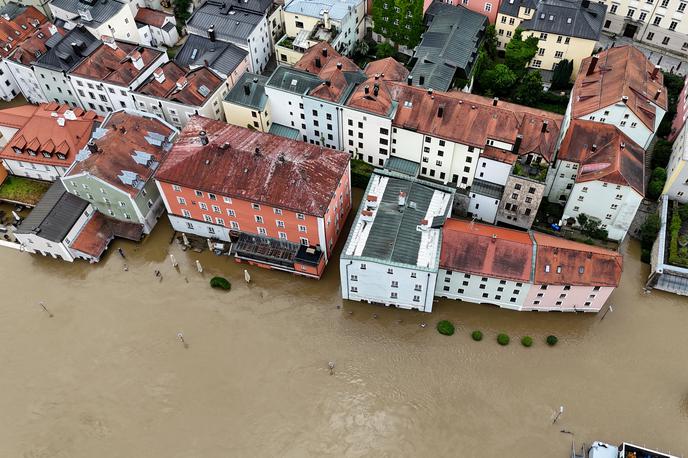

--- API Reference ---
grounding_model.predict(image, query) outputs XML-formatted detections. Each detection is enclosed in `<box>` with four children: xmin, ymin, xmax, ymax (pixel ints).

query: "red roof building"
<box><xmin>0</xmin><ymin>103</ymin><xmax>101</xmax><ymax>182</ymax></box>
<box><xmin>0</xmin><ymin>5</ymin><xmax>47</xmax><ymax>58</ymax></box>
<box><xmin>155</xmin><ymin>116</ymin><xmax>352</xmax><ymax>278</ymax></box>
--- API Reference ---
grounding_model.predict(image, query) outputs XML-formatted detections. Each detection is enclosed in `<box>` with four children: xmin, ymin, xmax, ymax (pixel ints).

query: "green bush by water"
<box><xmin>471</xmin><ymin>330</ymin><xmax>483</xmax><ymax>341</ymax></box>
<box><xmin>210</xmin><ymin>276</ymin><xmax>231</xmax><ymax>290</ymax></box>
<box><xmin>497</xmin><ymin>333</ymin><xmax>510</xmax><ymax>346</ymax></box>
<box><xmin>437</xmin><ymin>320</ymin><xmax>455</xmax><ymax>336</ymax></box>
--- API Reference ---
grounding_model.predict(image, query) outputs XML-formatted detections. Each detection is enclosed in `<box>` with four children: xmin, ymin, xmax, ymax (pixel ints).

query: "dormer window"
<box><xmin>12</xmin><ymin>147</ymin><xmax>22</xmax><ymax>154</ymax></box>
<box><xmin>42</xmin><ymin>151</ymin><xmax>52</xmax><ymax>158</ymax></box>
<box><xmin>27</xmin><ymin>149</ymin><xmax>36</xmax><ymax>156</ymax></box>
<box><xmin>57</xmin><ymin>153</ymin><xmax>66</xmax><ymax>160</ymax></box>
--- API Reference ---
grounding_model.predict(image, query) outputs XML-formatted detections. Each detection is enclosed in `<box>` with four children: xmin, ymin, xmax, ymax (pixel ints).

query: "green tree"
<box><xmin>640</xmin><ymin>212</ymin><xmax>661</xmax><ymax>249</ymax></box>
<box><xmin>483</xmin><ymin>24</ymin><xmax>498</xmax><ymax>60</ymax></box>
<box><xmin>172</xmin><ymin>0</ymin><xmax>192</xmax><ymax>29</ymax></box>
<box><xmin>480</xmin><ymin>63</ymin><xmax>517</xmax><ymax>97</ymax></box>
<box><xmin>372</xmin><ymin>0</ymin><xmax>424</xmax><ymax>49</ymax></box>
<box><xmin>651</xmin><ymin>139</ymin><xmax>674</xmax><ymax>169</ymax></box>
<box><xmin>376</xmin><ymin>42</ymin><xmax>396</xmax><ymax>59</ymax></box>
<box><xmin>514</xmin><ymin>70</ymin><xmax>543</xmax><ymax>106</ymax></box>
<box><xmin>550</xmin><ymin>59</ymin><xmax>573</xmax><ymax>90</ymax></box>
<box><xmin>647</xmin><ymin>167</ymin><xmax>667</xmax><ymax>200</ymax></box>
<box><xmin>576</xmin><ymin>213</ymin><xmax>609</xmax><ymax>240</ymax></box>
<box><xmin>504</xmin><ymin>29</ymin><xmax>539</xmax><ymax>76</ymax></box>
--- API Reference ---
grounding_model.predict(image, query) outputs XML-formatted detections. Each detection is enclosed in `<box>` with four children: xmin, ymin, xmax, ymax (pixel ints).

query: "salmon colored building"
<box><xmin>155</xmin><ymin>116</ymin><xmax>352</xmax><ymax>278</ymax></box>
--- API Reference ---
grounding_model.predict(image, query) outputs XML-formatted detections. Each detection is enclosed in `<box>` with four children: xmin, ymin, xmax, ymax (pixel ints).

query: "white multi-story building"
<box><xmin>552</xmin><ymin>119</ymin><xmax>645</xmax><ymax>241</ymax></box>
<box><xmin>340</xmin><ymin>168</ymin><xmax>455</xmax><ymax>312</ymax></box>
<box><xmin>564</xmin><ymin>46</ymin><xmax>668</xmax><ymax>150</ymax></box>
<box><xmin>48</xmin><ymin>0</ymin><xmax>141</xmax><ymax>43</ymax></box>
<box><xmin>662</xmin><ymin>118</ymin><xmax>688</xmax><ymax>201</ymax></box>
<box><xmin>133</xmin><ymin>7</ymin><xmax>179</xmax><ymax>47</ymax></box>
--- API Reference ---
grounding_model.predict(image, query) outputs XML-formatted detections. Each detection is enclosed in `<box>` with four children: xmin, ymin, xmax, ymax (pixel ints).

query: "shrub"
<box><xmin>210</xmin><ymin>276</ymin><xmax>231</xmax><ymax>290</ymax></box>
<box><xmin>497</xmin><ymin>333</ymin><xmax>510</xmax><ymax>346</ymax></box>
<box><xmin>546</xmin><ymin>335</ymin><xmax>558</xmax><ymax>346</ymax></box>
<box><xmin>351</xmin><ymin>159</ymin><xmax>374</xmax><ymax>189</ymax></box>
<box><xmin>437</xmin><ymin>320</ymin><xmax>455</xmax><ymax>336</ymax></box>
<box><xmin>647</xmin><ymin>167</ymin><xmax>667</xmax><ymax>200</ymax></box>
<box><xmin>471</xmin><ymin>330</ymin><xmax>483</xmax><ymax>341</ymax></box>
<box><xmin>521</xmin><ymin>336</ymin><xmax>533</xmax><ymax>347</ymax></box>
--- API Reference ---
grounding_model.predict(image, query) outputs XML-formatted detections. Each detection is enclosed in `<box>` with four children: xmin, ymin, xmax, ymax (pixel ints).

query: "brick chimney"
<box><xmin>586</xmin><ymin>54</ymin><xmax>599</xmax><ymax>76</ymax></box>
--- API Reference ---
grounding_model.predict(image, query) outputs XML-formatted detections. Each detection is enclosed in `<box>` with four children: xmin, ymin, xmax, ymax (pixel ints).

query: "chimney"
<box><xmin>101</xmin><ymin>35</ymin><xmax>117</xmax><ymax>49</ymax></box>
<box><xmin>419</xmin><ymin>75</ymin><xmax>425</xmax><ymax>86</ymax></box>
<box><xmin>364</xmin><ymin>85</ymin><xmax>369</xmax><ymax>95</ymax></box>
<box><xmin>654</xmin><ymin>88</ymin><xmax>662</xmax><ymax>100</ymax></box>
<box><xmin>621</xmin><ymin>95</ymin><xmax>628</xmax><ymax>104</ymax></box>
<box><xmin>541</xmin><ymin>120</ymin><xmax>549</xmax><ymax>133</ymax></box>
<box><xmin>199</xmin><ymin>130</ymin><xmax>209</xmax><ymax>145</ymax></box>
<box><xmin>336</xmin><ymin>62</ymin><xmax>342</xmax><ymax>70</ymax></box>
<box><xmin>315</xmin><ymin>57</ymin><xmax>321</xmax><ymax>68</ymax></box>
<box><xmin>208</xmin><ymin>25</ymin><xmax>216</xmax><ymax>42</ymax></box>
<box><xmin>374</xmin><ymin>73</ymin><xmax>379</xmax><ymax>80</ymax></box>
<box><xmin>586</xmin><ymin>54</ymin><xmax>599</xmax><ymax>76</ymax></box>
<box><xmin>323</xmin><ymin>10</ymin><xmax>331</xmax><ymax>29</ymax></box>
<box><xmin>373</xmin><ymin>83</ymin><xmax>379</xmax><ymax>96</ymax></box>
<box><xmin>254</xmin><ymin>146</ymin><xmax>261</xmax><ymax>156</ymax></box>
<box><xmin>398</xmin><ymin>191</ymin><xmax>407</xmax><ymax>206</ymax></box>
<box><xmin>491</xmin><ymin>234</ymin><xmax>497</xmax><ymax>243</ymax></box>
<box><xmin>407</xmin><ymin>75</ymin><xmax>413</xmax><ymax>86</ymax></box>
<box><xmin>620</xmin><ymin>142</ymin><xmax>626</xmax><ymax>149</ymax></box>
<box><xmin>512</xmin><ymin>134</ymin><xmax>523</xmax><ymax>155</ymax></box>
<box><xmin>651</xmin><ymin>65</ymin><xmax>661</xmax><ymax>80</ymax></box>
<box><xmin>87</xmin><ymin>139</ymin><xmax>98</xmax><ymax>154</ymax></box>
<box><xmin>48</xmin><ymin>24</ymin><xmax>58</xmax><ymax>36</ymax></box>
<box><xmin>493</xmin><ymin>97</ymin><xmax>498</xmax><ymax>106</ymax></box>
<box><xmin>581</xmin><ymin>0</ymin><xmax>589</xmax><ymax>7</ymax></box>
<box><xmin>131</xmin><ymin>51</ymin><xmax>143</xmax><ymax>70</ymax></box>
<box><xmin>427</xmin><ymin>88</ymin><xmax>433</xmax><ymax>96</ymax></box>
<box><xmin>325</xmin><ymin>80</ymin><xmax>331</xmax><ymax>87</ymax></box>
<box><xmin>70</xmin><ymin>41</ymin><xmax>84</xmax><ymax>55</ymax></box>
<box><xmin>154</xmin><ymin>67</ymin><xmax>165</xmax><ymax>83</ymax></box>
<box><xmin>591</xmin><ymin>144</ymin><xmax>597</xmax><ymax>152</ymax></box>
<box><xmin>176</xmin><ymin>77</ymin><xmax>188</xmax><ymax>90</ymax></box>
<box><xmin>437</xmin><ymin>104</ymin><xmax>444</xmax><ymax>118</ymax></box>
<box><xmin>321</xmin><ymin>47</ymin><xmax>328</xmax><ymax>57</ymax></box>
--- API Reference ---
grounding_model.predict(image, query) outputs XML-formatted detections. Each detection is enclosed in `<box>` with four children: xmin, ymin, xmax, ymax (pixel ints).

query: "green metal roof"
<box><xmin>268</xmin><ymin>122</ymin><xmax>300</xmax><ymax>140</ymax></box>
<box><xmin>384</xmin><ymin>156</ymin><xmax>420</xmax><ymax>177</ymax></box>
<box><xmin>266</xmin><ymin>65</ymin><xmax>322</xmax><ymax>94</ymax></box>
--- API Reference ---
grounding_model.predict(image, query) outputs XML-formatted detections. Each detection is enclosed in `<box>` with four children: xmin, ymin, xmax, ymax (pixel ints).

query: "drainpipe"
<box><xmin>343</xmin><ymin>260</ymin><xmax>353</xmax><ymax>299</ymax></box>
<box><xmin>424</xmin><ymin>272</ymin><xmax>432</xmax><ymax>312</ymax></box>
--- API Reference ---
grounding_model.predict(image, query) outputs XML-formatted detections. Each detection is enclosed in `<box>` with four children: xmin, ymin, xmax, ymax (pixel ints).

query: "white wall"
<box><xmin>342</xmin><ymin>107</ymin><xmax>393</xmax><ymax>166</ymax></box>
<box><xmin>546</xmin><ymin>159</ymin><xmax>579</xmax><ymax>203</ymax></box>
<box><xmin>303</xmin><ymin>96</ymin><xmax>341</xmax><ymax>148</ymax></box>
<box><xmin>167</xmin><ymin>214</ymin><xmax>232</xmax><ymax>241</ymax></box>
<box><xmin>264</xmin><ymin>84</ymin><xmax>305</xmax><ymax>138</ymax></box>
<box><xmin>583</xmin><ymin>104</ymin><xmax>656</xmax><ymax>150</ymax></box>
<box><xmin>1</xmin><ymin>158</ymin><xmax>68</xmax><ymax>181</ymax></box>
<box><xmin>0</xmin><ymin>60</ymin><xmax>21</xmax><ymax>101</ymax></box>
<box><xmin>474</xmin><ymin>157</ymin><xmax>511</xmax><ymax>185</ymax></box>
<box><xmin>245</xmin><ymin>16</ymin><xmax>271</xmax><ymax>73</ymax></box>
<box><xmin>134</xmin><ymin>82</ymin><xmax>228</xmax><ymax>128</ymax></box>
<box><xmin>34</xmin><ymin>66</ymin><xmax>80</xmax><ymax>107</ymax></box>
<box><xmin>4</xmin><ymin>60</ymin><xmax>45</xmax><ymax>104</ymax></box>
<box><xmin>468</xmin><ymin>191</ymin><xmax>500</xmax><ymax>224</ymax></box>
<box><xmin>435</xmin><ymin>268</ymin><xmax>531</xmax><ymax>311</ymax></box>
<box><xmin>664</xmin><ymin>125</ymin><xmax>688</xmax><ymax>202</ymax></box>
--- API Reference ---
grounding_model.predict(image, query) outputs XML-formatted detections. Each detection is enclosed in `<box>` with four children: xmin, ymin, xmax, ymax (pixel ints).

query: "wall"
<box><xmin>264</xmin><ymin>84</ymin><xmax>306</xmax><ymax>136</ymax></box>
<box><xmin>547</xmin><ymin>159</ymin><xmax>579</xmax><ymax>203</ymax></box>
<box><xmin>322</xmin><ymin>161</ymin><xmax>351</xmax><ymax>257</ymax></box>
<box><xmin>497</xmin><ymin>174</ymin><xmax>544</xmax><ymax>229</ymax></box>
<box><xmin>303</xmin><ymin>95</ymin><xmax>342</xmax><ymax>148</ymax></box>
<box><xmin>4</xmin><ymin>60</ymin><xmax>45</xmax><ymax>103</ymax></box>
<box><xmin>524</xmin><ymin>31</ymin><xmax>596</xmax><ymax>76</ymax></box>
<box><xmin>1</xmin><ymin>158</ymin><xmax>68</xmax><ymax>181</ymax></box>
<box><xmin>663</xmin><ymin>124</ymin><xmax>688</xmax><ymax>202</ymax></box>
<box><xmin>0</xmin><ymin>60</ymin><xmax>21</xmax><ymax>101</ymax></box>
<box><xmin>341</xmin><ymin>106</ymin><xmax>393</xmax><ymax>167</ymax></box>
<box><xmin>468</xmin><ymin>191</ymin><xmax>500</xmax><ymax>223</ymax></box>
<box><xmin>245</xmin><ymin>16</ymin><xmax>271</xmax><ymax>73</ymax></box>
<box><xmin>523</xmin><ymin>283</ymin><xmax>613</xmax><ymax>312</ymax></box>
<box><xmin>15</xmin><ymin>231</ymin><xmax>73</xmax><ymax>261</ymax></box>
<box><xmin>582</xmin><ymin>104</ymin><xmax>657</xmax><ymax>150</ymax></box>
<box><xmin>34</xmin><ymin>66</ymin><xmax>80</xmax><ymax>107</ymax></box>
<box><xmin>474</xmin><ymin>156</ymin><xmax>511</xmax><ymax>185</ymax></box>
<box><xmin>222</xmin><ymin>99</ymin><xmax>272</xmax><ymax>132</ymax></box>
<box><xmin>435</xmin><ymin>268</ymin><xmax>531</xmax><ymax>310</ymax></box>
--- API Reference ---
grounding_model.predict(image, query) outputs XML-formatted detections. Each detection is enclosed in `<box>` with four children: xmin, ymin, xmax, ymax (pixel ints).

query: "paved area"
<box><xmin>597</xmin><ymin>33</ymin><xmax>688</xmax><ymax>76</ymax></box>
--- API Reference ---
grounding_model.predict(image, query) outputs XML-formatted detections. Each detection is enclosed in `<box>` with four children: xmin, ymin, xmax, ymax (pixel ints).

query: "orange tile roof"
<box><xmin>69</xmin><ymin>211</ymin><xmax>114</xmax><ymax>258</ymax></box>
<box><xmin>364</xmin><ymin>57</ymin><xmax>409</xmax><ymax>82</ymax></box>
<box><xmin>293</xmin><ymin>42</ymin><xmax>362</xmax><ymax>103</ymax></box>
<box><xmin>134</xmin><ymin>7</ymin><xmax>173</xmax><ymax>28</ymax></box>
<box><xmin>558</xmin><ymin>120</ymin><xmax>645</xmax><ymax>195</ymax></box>
<box><xmin>0</xmin><ymin>6</ymin><xmax>46</xmax><ymax>58</ymax></box>
<box><xmin>293</xmin><ymin>42</ymin><xmax>341</xmax><ymax>74</ymax></box>
<box><xmin>573</xmin><ymin>46</ymin><xmax>667</xmax><ymax>131</ymax></box>
<box><xmin>480</xmin><ymin>145</ymin><xmax>518</xmax><ymax>164</ymax></box>
<box><xmin>0</xmin><ymin>103</ymin><xmax>101</xmax><ymax>168</ymax></box>
<box><xmin>155</xmin><ymin>116</ymin><xmax>350</xmax><ymax>217</ymax></box>
<box><xmin>70</xmin><ymin>41</ymin><xmax>163</xmax><ymax>86</ymax></box>
<box><xmin>135</xmin><ymin>62</ymin><xmax>223</xmax><ymax>106</ymax></box>
<box><xmin>68</xmin><ymin>110</ymin><xmax>175</xmax><ymax>197</ymax></box>
<box><xmin>440</xmin><ymin>218</ymin><xmax>534</xmax><ymax>282</ymax></box>
<box><xmin>346</xmin><ymin>77</ymin><xmax>396</xmax><ymax>116</ymax></box>
<box><xmin>532</xmin><ymin>232</ymin><xmax>622</xmax><ymax>287</ymax></box>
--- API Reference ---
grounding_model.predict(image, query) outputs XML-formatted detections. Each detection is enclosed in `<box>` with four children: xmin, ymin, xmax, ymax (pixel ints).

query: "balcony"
<box><xmin>233</xmin><ymin>233</ymin><xmax>323</xmax><ymax>271</ymax></box>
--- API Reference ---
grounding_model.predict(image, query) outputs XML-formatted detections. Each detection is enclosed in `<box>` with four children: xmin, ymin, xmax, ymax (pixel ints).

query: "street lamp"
<box><xmin>553</xmin><ymin>405</ymin><xmax>564</xmax><ymax>424</ymax></box>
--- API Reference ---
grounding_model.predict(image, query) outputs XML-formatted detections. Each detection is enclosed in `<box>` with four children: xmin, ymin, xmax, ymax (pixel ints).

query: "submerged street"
<box><xmin>0</xmin><ymin>208</ymin><xmax>686</xmax><ymax>457</ymax></box>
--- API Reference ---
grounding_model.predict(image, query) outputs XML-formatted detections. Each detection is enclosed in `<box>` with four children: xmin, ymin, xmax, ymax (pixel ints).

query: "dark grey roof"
<box><xmin>224</xmin><ymin>72</ymin><xmax>268</xmax><ymax>109</ymax></box>
<box><xmin>34</xmin><ymin>26</ymin><xmax>100</xmax><ymax>71</ymax></box>
<box><xmin>162</xmin><ymin>22</ymin><xmax>176</xmax><ymax>32</ymax></box>
<box><xmin>471</xmin><ymin>178</ymin><xmax>504</xmax><ymax>199</ymax></box>
<box><xmin>0</xmin><ymin>2</ymin><xmax>28</xmax><ymax>19</ymax></box>
<box><xmin>499</xmin><ymin>0</ymin><xmax>538</xmax><ymax>17</ymax></box>
<box><xmin>15</xmin><ymin>181</ymin><xmax>89</xmax><ymax>243</ymax></box>
<box><xmin>384</xmin><ymin>157</ymin><xmax>420</xmax><ymax>177</ymax></box>
<box><xmin>49</xmin><ymin>0</ymin><xmax>127</xmax><ymax>28</ymax></box>
<box><xmin>410</xmin><ymin>2</ymin><xmax>487</xmax><ymax>91</ymax></box>
<box><xmin>186</xmin><ymin>0</ymin><xmax>267</xmax><ymax>45</ymax></box>
<box><xmin>266</xmin><ymin>65</ymin><xmax>322</xmax><ymax>94</ymax></box>
<box><xmin>174</xmin><ymin>34</ymin><xmax>247</xmax><ymax>77</ymax></box>
<box><xmin>503</xmin><ymin>0</ymin><xmax>606</xmax><ymax>41</ymax></box>
<box><xmin>268</xmin><ymin>123</ymin><xmax>300</xmax><ymax>140</ymax></box>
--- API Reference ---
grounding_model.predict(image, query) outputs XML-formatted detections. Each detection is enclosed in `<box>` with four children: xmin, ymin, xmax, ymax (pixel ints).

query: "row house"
<box><xmin>276</xmin><ymin>0</ymin><xmax>365</xmax><ymax>65</ymax></box>
<box><xmin>496</xmin><ymin>0</ymin><xmax>606</xmax><ymax>77</ymax></box>
<box><xmin>549</xmin><ymin>119</ymin><xmax>645</xmax><ymax>241</ymax></box>
<box><xmin>68</xmin><ymin>37</ymin><xmax>167</xmax><ymax>116</ymax></box>
<box><xmin>423</xmin><ymin>0</ymin><xmax>501</xmax><ymax>24</ymax></box>
<box><xmin>0</xmin><ymin>3</ymin><xmax>48</xmax><ymax>101</ymax></box>
<box><xmin>436</xmin><ymin>218</ymin><xmax>622</xmax><ymax>312</ymax></box>
<box><xmin>62</xmin><ymin>109</ymin><xmax>178</xmax><ymax>234</ymax></box>
<box><xmin>660</xmin><ymin>116</ymin><xmax>688</xmax><ymax>202</ymax></box>
<box><xmin>133</xmin><ymin>62</ymin><xmax>231</xmax><ymax>128</ymax></box>
<box><xmin>222</xmin><ymin>72</ymin><xmax>272</xmax><ymax>132</ymax></box>
<box><xmin>133</xmin><ymin>7</ymin><xmax>179</xmax><ymax>48</ymax></box>
<box><xmin>154</xmin><ymin>116</ymin><xmax>352</xmax><ymax>279</ymax></box>
<box><xmin>173</xmin><ymin>31</ymin><xmax>250</xmax><ymax>85</ymax></box>
<box><xmin>2</xmin><ymin>21</ymin><xmax>62</xmax><ymax>104</ymax></box>
<box><xmin>600</xmin><ymin>0</ymin><xmax>688</xmax><ymax>57</ymax></box>
<box><xmin>48</xmin><ymin>0</ymin><xmax>141</xmax><ymax>43</ymax></box>
<box><xmin>564</xmin><ymin>46</ymin><xmax>668</xmax><ymax>150</ymax></box>
<box><xmin>0</xmin><ymin>102</ymin><xmax>100</xmax><ymax>181</ymax></box>
<box><xmin>340</xmin><ymin>168</ymin><xmax>455</xmax><ymax>312</ymax></box>
<box><xmin>185</xmin><ymin>0</ymin><xmax>273</xmax><ymax>74</ymax></box>
<box><xmin>668</xmin><ymin>74</ymin><xmax>688</xmax><ymax>142</ymax></box>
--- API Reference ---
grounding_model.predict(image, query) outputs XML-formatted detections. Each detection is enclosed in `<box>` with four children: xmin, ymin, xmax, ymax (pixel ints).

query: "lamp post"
<box><xmin>553</xmin><ymin>405</ymin><xmax>564</xmax><ymax>424</ymax></box>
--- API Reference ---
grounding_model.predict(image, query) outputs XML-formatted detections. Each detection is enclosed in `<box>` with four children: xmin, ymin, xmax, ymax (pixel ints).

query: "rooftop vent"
<box><xmin>199</xmin><ymin>130</ymin><xmax>208</xmax><ymax>145</ymax></box>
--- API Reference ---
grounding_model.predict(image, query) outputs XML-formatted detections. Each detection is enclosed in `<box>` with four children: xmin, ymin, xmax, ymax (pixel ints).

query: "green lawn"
<box><xmin>0</xmin><ymin>176</ymin><xmax>51</xmax><ymax>206</ymax></box>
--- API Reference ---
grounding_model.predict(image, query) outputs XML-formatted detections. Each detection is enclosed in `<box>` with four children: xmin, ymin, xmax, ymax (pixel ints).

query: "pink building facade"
<box><xmin>424</xmin><ymin>0</ymin><xmax>498</xmax><ymax>23</ymax></box>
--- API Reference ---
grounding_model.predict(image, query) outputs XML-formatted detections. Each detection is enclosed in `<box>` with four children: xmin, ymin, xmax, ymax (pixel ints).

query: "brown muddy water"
<box><xmin>0</xmin><ymin>206</ymin><xmax>687</xmax><ymax>458</ymax></box>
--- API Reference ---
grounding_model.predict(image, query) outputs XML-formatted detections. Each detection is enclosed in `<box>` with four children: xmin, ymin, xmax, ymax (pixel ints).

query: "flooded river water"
<box><xmin>0</xmin><ymin>204</ymin><xmax>687</xmax><ymax>457</ymax></box>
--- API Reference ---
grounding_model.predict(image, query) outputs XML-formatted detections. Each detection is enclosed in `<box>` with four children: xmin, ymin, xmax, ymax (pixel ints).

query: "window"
<box><xmin>182</xmin><ymin>209</ymin><xmax>191</xmax><ymax>218</ymax></box>
<box><xmin>231</xmin><ymin>221</ymin><xmax>240</xmax><ymax>230</ymax></box>
<box><xmin>554</xmin><ymin>51</ymin><xmax>563</xmax><ymax>59</ymax></box>
<box><xmin>227</xmin><ymin>209</ymin><xmax>236</xmax><ymax>217</ymax></box>
<box><xmin>484</xmin><ymin>2</ymin><xmax>491</xmax><ymax>11</ymax></box>
<box><xmin>610</xmin><ymin>4</ymin><xmax>618</xmax><ymax>13</ymax></box>
<box><xmin>258</xmin><ymin>227</ymin><xmax>267</xmax><ymax>235</ymax></box>
<box><xmin>653</xmin><ymin>15</ymin><xmax>662</xmax><ymax>25</ymax></box>
<box><xmin>296</xmin><ymin>213</ymin><xmax>305</xmax><ymax>220</ymax></box>
<box><xmin>647</xmin><ymin>32</ymin><xmax>655</xmax><ymax>40</ymax></box>
<box><xmin>360</xmin><ymin>263</ymin><xmax>367</xmax><ymax>270</ymax></box>
<box><xmin>177</xmin><ymin>197</ymin><xmax>186</xmax><ymax>205</ymax></box>
<box><xmin>300</xmin><ymin>237</ymin><xmax>309</xmax><ymax>245</ymax></box>
<box><xmin>199</xmin><ymin>202</ymin><xmax>208</xmax><ymax>210</ymax></box>
<box><xmin>387</xmin><ymin>268</ymin><xmax>394</xmax><ymax>274</ymax></box>
<box><xmin>662</xmin><ymin>37</ymin><xmax>670</xmax><ymax>45</ymax></box>
<box><xmin>351</xmin><ymin>275</ymin><xmax>358</xmax><ymax>281</ymax></box>
<box><xmin>216</xmin><ymin>217</ymin><xmax>225</xmax><ymax>226</ymax></box>
<box><xmin>390</xmin><ymin>292</ymin><xmax>398</xmax><ymax>299</ymax></box>
<box><xmin>532</xmin><ymin>60</ymin><xmax>542</xmax><ymax>68</ymax></box>
<box><xmin>391</xmin><ymin>281</ymin><xmax>398</xmax><ymax>288</ymax></box>
<box><xmin>350</xmin><ymin>286</ymin><xmax>358</xmax><ymax>293</ymax></box>
<box><xmin>212</xmin><ymin>205</ymin><xmax>221</xmax><ymax>213</ymax></box>
<box><xmin>255</xmin><ymin>215</ymin><xmax>264</xmax><ymax>223</ymax></box>
<box><xmin>627</xmin><ymin>8</ymin><xmax>636</xmax><ymax>17</ymax></box>
<box><xmin>203</xmin><ymin>214</ymin><xmax>212</xmax><ymax>222</ymax></box>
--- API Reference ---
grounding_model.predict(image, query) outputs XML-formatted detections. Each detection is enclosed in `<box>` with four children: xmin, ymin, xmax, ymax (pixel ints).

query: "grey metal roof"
<box><xmin>384</xmin><ymin>156</ymin><xmax>420</xmax><ymax>177</ymax></box>
<box><xmin>499</xmin><ymin>0</ymin><xmax>538</xmax><ymax>17</ymax></box>
<box><xmin>162</xmin><ymin>22</ymin><xmax>176</xmax><ymax>32</ymax></box>
<box><xmin>15</xmin><ymin>181</ymin><xmax>89</xmax><ymax>243</ymax></box>
<box><xmin>0</xmin><ymin>2</ymin><xmax>28</xmax><ymax>19</ymax></box>
<box><xmin>186</xmin><ymin>0</ymin><xmax>267</xmax><ymax>45</ymax></box>
<box><xmin>503</xmin><ymin>0</ymin><xmax>606</xmax><ymax>41</ymax></box>
<box><xmin>268</xmin><ymin>123</ymin><xmax>300</xmax><ymax>140</ymax></box>
<box><xmin>49</xmin><ymin>0</ymin><xmax>127</xmax><ymax>28</ymax></box>
<box><xmin>34</xmin><ymin>26</ymin><xmax>100</xmax><ymax>71</ymax></box>
<box><xmin>471</xmin><ymin>179</ymin><xmax>504</xmax><ymax>199</ymax></box>
<box><xmin>175</xmin><ymin>33</ymin><xmax>248</xmax><ymax>77</ymax></box>
<box><xmin>266</xmin><ymin>65</ymin><xmax>322</xmax><ymax>94</ymax></box>
<box><xmin>283</xmin><ymin>0</ymin><xmax>360</xmax><ymax>21</ymax></box>
<box><xmin>410</xmin><ymin>2</ymin><xmax>487</xmax><ymax>92</ymax></box>
<box><xmin>224</xmin><ymin>72</ymin><xmax>268</xmax><ymax>109</ymax></box>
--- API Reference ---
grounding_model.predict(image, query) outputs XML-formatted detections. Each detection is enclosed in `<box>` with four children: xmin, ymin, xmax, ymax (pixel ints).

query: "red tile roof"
<box><xmin>135</xmin><ymin>62</ymin><xmax>223</xmax><ymax>106</ymax></box>
<box><xmin>558</xmin><ymin>120</ymin><xmax>645</xmax><ymax>195</ymax></box>
<box><xmin>134</xmin><ymin>7</ymin><xmax>173</xmax><ymax>28</ymax></box>
<box><xmin>573</xmin><ymin>46</ymin><xmax>667</xmax><ymax>131</ymax></box>
<box><xmin>293</xmin><ymin>42</ymin><xmax>341</xmax><ymax>74</ymax></box>
<box><xmin>155</xmin><ymin>116</ymin><xmax>350</xmax><ymax>217</ymax></box>
<box><xmin>70</xmin><ymin>41</ymin><xmax>163</xmax><ymax>86</ymax></box>
<box><xmin>346</xmin><ymin>75</ymin><xmax>396</xmax><ymax>116</ymax></box>
<box><xmin>440</xmin><ymin>218</ymin><xmax>534</xmax><ymax>282</ymax></box>
<box><xmin>480</xmin><ymin>145</ymin><xmax>518</xmax><ymax>164</ymax></box>
<box><xmin>7</xmin><ymin>23</ymin><xmax>62</xmax><ymax>65</ymax></box>
<box><xmin>388</xmin><ymin>83</ymin><xmax>563</xmax><ymax>160</ymax></box>
<box><xmin>69</xmin><ymin>211</ymin><xmax>114</xmax><ymax>258</ymax></box>
<box><xmin>532</xmin><ymin>232</ymin><xmax>622</xmax><ymax>287</ymax></box>
<box><xmin>364</xmin><ymin>57</ymin><xmax>409</xmax><ymax>82</ymax></box>
<box><xmin>0</xmin><ymin>6</ymin><xmax>46</xmax><ymax>58</ymax></box>
<box><xmin>293</xmin><ymin>42</ymin><xmax>361</xmax><ymax>103</ymax></box>
<box><xmin>0</xmin><ymin>103</ymin><xmax>101</xmax><ymax>168</ymax></box>
<box><xmin>67</xmin><ymin>110</ymin><xmax>176</xmax><ymax>197</ymax></box>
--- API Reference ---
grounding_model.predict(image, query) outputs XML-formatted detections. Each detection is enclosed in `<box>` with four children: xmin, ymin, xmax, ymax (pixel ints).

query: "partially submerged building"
<box><xmin>647</xmin><ymin>195</ymin><xmax>688</xmax><ymax>296</ymax></box>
